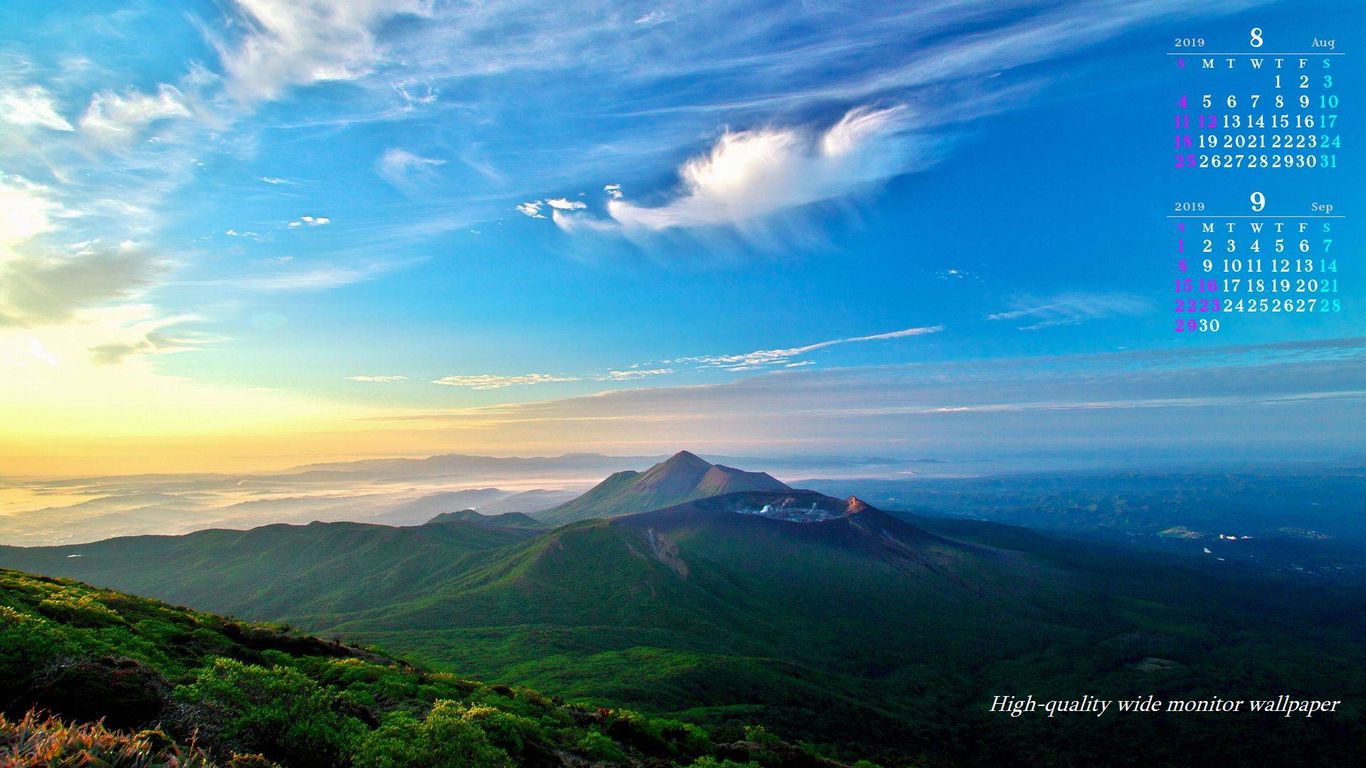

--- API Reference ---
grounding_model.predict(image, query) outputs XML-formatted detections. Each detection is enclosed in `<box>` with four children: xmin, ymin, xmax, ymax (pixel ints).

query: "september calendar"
<box><xmin>1170</xmin><ymin>26</ymin><xmax>1348</xmax><ymax>336</ymax></box>
<box><xmin>0</xmin><ymin>3</ymin><xmax>1362</xmax><ymax>768</ymax></box>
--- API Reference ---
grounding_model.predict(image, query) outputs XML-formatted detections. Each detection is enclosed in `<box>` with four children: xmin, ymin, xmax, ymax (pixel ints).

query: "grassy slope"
<box><xmin>0</xmin><ymin>518</ymin><xmax>538</xmax><ymax>623</ymax></box>
<box><xmin>0</xmin><ymin>567</ymin><xmax>854</xmax><ymax>768</ymax></box>
<box><xmin>334</xmin><ymin>506</ymin><xmax>1366</xmax><ymax>767</ymax></box>
<box><xmin>3</xmin><ymin>499</ymin><xmax>1364</xmax><ymax>766</ymax></box>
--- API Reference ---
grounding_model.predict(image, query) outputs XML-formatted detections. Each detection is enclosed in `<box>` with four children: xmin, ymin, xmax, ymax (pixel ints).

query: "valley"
<box><xmin>3</xmin><ymin>453</ymin><xmax>1362</xmax><ymax>766</ymax></box>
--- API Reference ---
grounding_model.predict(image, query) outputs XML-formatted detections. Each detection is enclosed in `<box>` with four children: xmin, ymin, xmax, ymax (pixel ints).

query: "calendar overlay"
<box><xmin>1170</xmin><ymin>28</ymin><xmax>1343</xmax><ymax>333</ymax></box>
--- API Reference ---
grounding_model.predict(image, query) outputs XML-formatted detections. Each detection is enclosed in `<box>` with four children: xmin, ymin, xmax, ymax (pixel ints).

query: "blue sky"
<box><xmin>1</xmin><ymin>0</ymin><xmax>1362</xmax><ymax>473</ymax></box>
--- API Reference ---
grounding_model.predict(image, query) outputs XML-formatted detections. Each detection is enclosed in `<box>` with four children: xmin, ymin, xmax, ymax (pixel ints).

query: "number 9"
<box><xmin>1250</xmin><ymin>191</ymin><xmax>1266</xmax><ymax>212</ymax></box>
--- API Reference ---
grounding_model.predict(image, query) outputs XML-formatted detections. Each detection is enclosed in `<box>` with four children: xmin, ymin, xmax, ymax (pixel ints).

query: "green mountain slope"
<box><xmin>0</xmin><ymin>567</ymin><xmax>855</xmax><ymax>768</ymax></box>
<box><xmin>535</xmin><ymin>451</ymin><xmax>791</xmax><ymax>524</ymax></box>
<box><xmin>427</xmin><ymin>509</ymin><xmax>545</xmax><ymax>528</ymax></box>
<box><xmin>0</xmin><ymin>516</ymin><xmax>538</xmax><ymax>623</ymax></box>
<box><xmin>3</xmin><ymin>488</ymin><xmax>1364</xmax><ymax>765</ymax></box>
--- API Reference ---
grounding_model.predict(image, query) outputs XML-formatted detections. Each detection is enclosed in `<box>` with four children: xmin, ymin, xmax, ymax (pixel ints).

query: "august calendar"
<box><xmin>0</xmin><ymin>3</ymin><xmax>1361</xmax><ymax>767</ymax></box>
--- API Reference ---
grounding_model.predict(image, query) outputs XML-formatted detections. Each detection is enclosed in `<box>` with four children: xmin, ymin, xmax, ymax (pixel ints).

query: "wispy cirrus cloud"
<box><xmin>365</xmin><ymin>338</ymin><xmax>1366</xmax><ymax>464</ymax></box>
<box><xmin>0</xmin><ymin>85</ymin><xmax>74</xmax><ymax>131</ymax></box>
<box><xmin>433</xmin><ymin>373</ymin><xmax>581</xmax><ymax>390</ymax></box>
<box><xmin>78</xmin><ymin>85</ymin><xmax>192</xmax><ymax>144</ymax></box>
<box><xmin>347</xmin><ymin>374</ymin><xmax>408</xmax><ymax>383</ymax></box>
<box><xmin>674</xmin><ymin>324</ymin><xmax>944</xmax><ymax>371</ymax></box>
<box><xmin>421</xmin><ymin>325</ymin><xmax>944</xmax><ymax>392</ymax></box>
<box><xmin>987</xmin><ymin>292</ymin><xmax>1150</xmax><ymax>330</ymax></box>
<box><xmin>231</xmin><ymin>261</ymin><xmax>393</xmax><ymax>292</ymax></box>
<box><xmin>88</xmin><ymin>316</ymin><xmax>213</xmax><ymax>366</ymax></box>
<box><xmin>376</xmin><ymin>148</ymin><xmax>446</xmax><ymax>191</ymax></box>
<box><xmin>597</xmin><ymin>368</ymin><xmax>674</xmax><ymax>381</ymax></box>
<box><xmin>213</xmin><ymin>0</ymin><xmax>433</xmax><ymax>102</ymax></box>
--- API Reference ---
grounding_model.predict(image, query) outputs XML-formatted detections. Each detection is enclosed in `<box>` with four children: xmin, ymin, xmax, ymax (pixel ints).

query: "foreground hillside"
<box><xmin>5</xmin><ymin>491</ymin><xmax>1364</xmax><ymax>765</ymax></box>
<box><xmin>0</xmin><ymin>568</ymin><xmax>860</xmax><ymax>768</ymax></box>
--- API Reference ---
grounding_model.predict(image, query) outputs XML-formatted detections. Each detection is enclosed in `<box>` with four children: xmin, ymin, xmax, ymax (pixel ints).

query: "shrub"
<box><xmin>575</xmin><ymin>729</ymin><xmax>627</xmax><ymax>763</ymax></box>
<box><xmin>459</xmin><ymin>704</ymin><xmax>545</xmax><ymax>756</ymax></box>
<box><xmin>36</xmin><ymin>592</ymin><xmax>124</xmax><ymax>628</ymax></box>
<box><xmin>689</xmin><ymin>758</ymin><xmax>762</xmax><ymax>768</ymax></box>
<box><xmin>174</xmin><ymin>658</ymin><xmax>365</xmax><ymax>767</ymax></box>
<box><xmin>744</xmin><ymin>724</ymin><xmax>783</xmax><ymax>747</ymax></box>
<box><xmin>0</xmin><ymin>605</ymin><xmax>71</xmax><ymax>690</ymax></box>
<box><xmin>354</xmin><ymin>701</ymin><xmax>510</xmax><ymax>768</ymax></box>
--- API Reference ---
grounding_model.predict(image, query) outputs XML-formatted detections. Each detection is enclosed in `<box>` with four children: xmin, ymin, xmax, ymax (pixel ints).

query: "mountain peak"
<box><xmin>535</xmin><ymin>451</ymin><xmax>792</xmax><ymax>524</ymax></box>
<box><xmin>843</xmin><ymin>496</ymin><xmax>873</xmax><ymax>516</ymax></box>
<box><xmin>661</xmin><ymin>450</ymin><xmax>710</xmax><ymax>470</ymax></box>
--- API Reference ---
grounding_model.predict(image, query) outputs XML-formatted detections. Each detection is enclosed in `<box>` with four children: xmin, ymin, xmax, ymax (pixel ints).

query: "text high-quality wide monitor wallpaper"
<box><xmin>0</xmin><ymin>2</ymin><xmax>1361</xmax><ymax>767</ymax></box>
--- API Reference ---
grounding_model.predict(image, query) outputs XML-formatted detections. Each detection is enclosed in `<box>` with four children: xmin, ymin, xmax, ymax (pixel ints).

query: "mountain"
<box><xmin>0</xmin><ymin>568</ymin><xmax>844</xmax><ymax>768</ymax></box>
<box><xmin>3</xmin><ymin>471</ymin><xmax>1364</xmax><ymax>765</ymax></box>
<box><xmin>367</xmin><ymin>489</ymin><xmax>577</xmax><ymax>527</ymax></box>
<box><xmin>426</xmin><ymin>508</ymin><xmax>543</xmax><ymax>527</ymax></box>
<box><xmin>535</xmin><ymin>450</ymin><xmax>791</xmax><ymax>524</ymax></box>
<box><xmin>0</xmin><ymin>516</ymin><xmax>542</xmax><ymax>622</ymax></box>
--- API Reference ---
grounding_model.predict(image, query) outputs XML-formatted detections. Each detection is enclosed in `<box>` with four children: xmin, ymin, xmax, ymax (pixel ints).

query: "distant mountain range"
<box><xmin>535</xmin><ymin>451</ymin><xmax>792</xmax><ymax>524</ymax></box>
<box><xmin>1</xmin><ymin>452</ymin><xmax>1362</xmax><ymax>765</ymax></box>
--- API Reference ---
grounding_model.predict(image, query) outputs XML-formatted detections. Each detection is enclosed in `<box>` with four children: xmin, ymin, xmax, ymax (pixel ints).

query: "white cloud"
<box><xmin>259</xmin><ymin>176</ymin><xmax>293</xmax><ymax>185</ymax></box>
<box><xmin>545</xmin><ymin>197</ymin><xmax>586</xmax><ymax>210</ymax></box>
<box><xmin>597</xmin><ymin>368</ymin><xmax>674</xmax><ymax>381</ymax></box>
<box><xmin>432</xmin><ymin>373</ymin><xmax>580</xmax><ymax>389</ymax></box>
<box><xmin>987</xmin><ymin>292</ymin><xmax>1150</xmax><ymax>330</ymax></box>
<box><xmin>515</xmin><ymin>201</ymin><xmax>546</xmax><ymax>219</ymax></box>
<box><xmin>0</xmin><ymin>175</ymin><xmax>66</xmax><ymax>248</ymax></box>
<box><xmin>675</xmin><ymin>324</ymin><xmax>944</xmax><ymax>371</ymax></box>
<box><xmin>88</xmin><ymin>315</ymin><xmax>212</xmax><ymax>366</ymax></box>
<box><xmin>79</xmin><ymin>85</ymin><xmax>192</xmax><ymax>143</ymax></box>
<box><xmin>347</xmin><ymin>374</ymin><xmax>408</xmax><ymax>383</ymax></box>
<box><xmin>366</xmin><ymin>339</ymin><xmax>1366</xmax><ymax>464</ymax></box>
<box><xmin>936</xmin><ymin>268</ymin><xmax>977</xmax><ymax>281</ymax></box>
<box><xmin>553</xmin><ymin>106</ymin><xmax>915</xmax><ymax>235</ymax></box>
<box><xmin>0</xmin><ymin>85</ymin><xmax>74</xmax><ymax>131</ymax></box>
<box><xmin>376</xmin><ymin>147</ymin><xmax>445</xmax><ymax>189</ymax></box>
<box><xmin>217</xmin><ymin>0</ymin><xmax>433</xmax><ymax>101</ymax></box>
<box><xmin>288</xmin><ymin>215</ymin><xmax>331</xmax><ymax>228</ymax></box>
<box><xmin>232</xmin><ymin>262</ymin><xmax>391</xmax><ymax>291</ymax></box>
<box><xmin>0</xmin><ymin>244</ymin><xmax>163</xmax><ymax>328</ymax></box>
<box><xmin>604</xmin><ymin>183</ymin><xmax>623</xmax><ymax>200</ymax></box>
<box><xmin>0</xmin><ymin>177</ymin><xmax>165</xmax><ymax>328</ymax></box>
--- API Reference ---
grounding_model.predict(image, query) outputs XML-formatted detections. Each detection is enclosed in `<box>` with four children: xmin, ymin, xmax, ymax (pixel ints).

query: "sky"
<box><xmin>1</xmin><ymin>0</ymin><xmax>1363</xmax><ymax>476</ymax></box>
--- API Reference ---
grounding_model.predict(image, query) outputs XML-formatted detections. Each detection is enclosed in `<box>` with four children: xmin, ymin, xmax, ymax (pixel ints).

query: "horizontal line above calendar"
<box><xmin>1166</xmin><ymin>215</ymin><xmax>1346</xmax><ymax>219</ymax></box>
<box><xmin>1164</xmin><ymin>52</ymin><xmax>1346</xmax><ymax>56</ymax></box>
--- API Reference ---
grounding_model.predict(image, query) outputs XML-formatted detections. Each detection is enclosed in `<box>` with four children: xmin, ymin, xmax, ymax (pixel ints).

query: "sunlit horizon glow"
<box><xmin>1</xmin><ymin>1</ymin><xmax>1362</xmax><ymax>482</ymax></box>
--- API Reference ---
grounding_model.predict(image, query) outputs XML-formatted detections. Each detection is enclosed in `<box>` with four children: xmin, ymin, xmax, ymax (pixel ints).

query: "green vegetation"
<box><xmin>0</xmin><ymin>568</ymin><xmax>859</xmax><ymax>768</ymax></box>
<box><xmin>3</xmin><ymin>487</ymin><xmax>1364</xmax><ymax>766</ymax></box>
